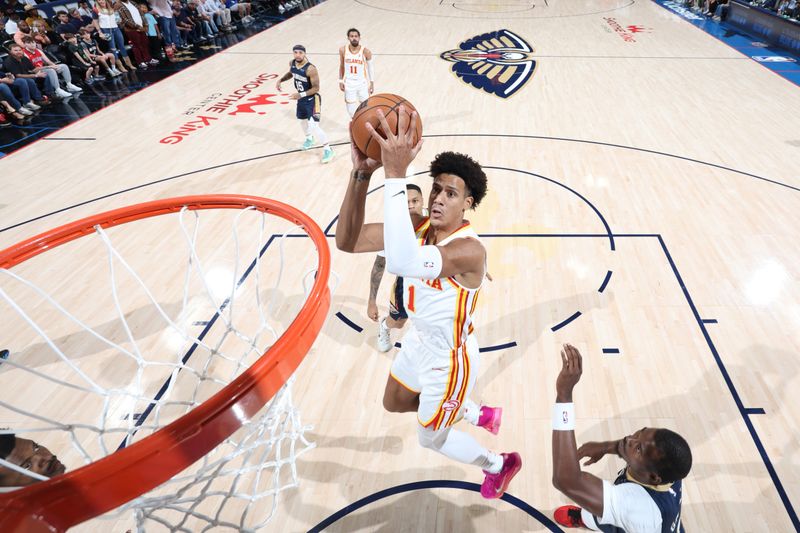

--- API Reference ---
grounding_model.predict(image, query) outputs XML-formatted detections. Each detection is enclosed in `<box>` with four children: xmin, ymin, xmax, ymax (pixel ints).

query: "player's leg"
<box><xmin>384</xmin><ymin>335</ymin><xmax>421</xmax><ymax>412</ymax></box>
<box><xmin>344</xmin><ymin>85</ymin><xmax>360</xmax><ymax>118</ymax></box>
<box><xmin>382</xmin><ymin>374</ymin><xmax>419</xmax><ymax>413</ymax></box>
<box><xmin>297</xmin><ymin>100</ymin><xmax>314</xmax><ymax>150</ymax></box>
<box><xmin>357</xmin><ymin>82</ymin><xmax>369</xmax><ymax>104</ymax></box>
<box><xmin>460</xmin><ymin>397</ymin><xmax>503</xmax><ymax>435</ymax></box>
<box><xmin>378</xmin><ymin>277</ymin><xmax>406</xmax><ymax>352</ymax></box>
<box><xmin>417</xmin><ymin>339</ymin><xmax>521</xmax><ymax>498</ymax></box>
<box><xmin>307</xmin><ymin>95</ymin><xmax>333</xmax><ymax>163</ymax></box>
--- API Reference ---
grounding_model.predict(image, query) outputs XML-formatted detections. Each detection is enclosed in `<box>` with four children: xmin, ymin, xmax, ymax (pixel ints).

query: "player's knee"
<box><xmin>382</xmin><ymin>392</ymin><xmax>404</xmax><ymax>413</ymax></box>
<box><xmin>417</xmin><ymin>426</ymin><xmax>446</xmax><ymax>450</ymax></box>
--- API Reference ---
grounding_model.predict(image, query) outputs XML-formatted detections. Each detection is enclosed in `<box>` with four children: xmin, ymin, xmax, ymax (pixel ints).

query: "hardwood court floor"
<box><xmin>1</xmin><ymin>0</ymin><xmax>799</xmax><ymax>531</ymax></box>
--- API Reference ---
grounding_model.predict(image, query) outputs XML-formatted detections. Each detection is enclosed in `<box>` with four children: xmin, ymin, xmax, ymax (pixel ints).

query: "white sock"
<box><xmin>346</xmin><ymin>101</ymin><xmax>359</xmax><ymax>117</ymax></box>
<box><xmin>418</xmin><ymin>426</ymin><xmax>501</xmax><ymax>472</ymax></box>
<box><xmin>462</xmin><ymin>398</ymin><xmax>481</xmax><ymax>425</ymax></box>
<box><xmin>307</xmin><ymin>117</ymin><xmax>329</xmax><ymax>145</ymax></box>
<box><xmin>300</xmin><ymin>119</ymin><xmax>312</xmax><ymax>138</ymax></box>
<box><xmin>482</xmin><ymin>451</ymin><xmax>504</xmax><ymax>474</ymax></box>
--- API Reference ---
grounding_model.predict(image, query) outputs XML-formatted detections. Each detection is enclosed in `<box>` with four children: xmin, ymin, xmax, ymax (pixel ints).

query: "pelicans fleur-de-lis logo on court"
<box><xmin>440</xmin><ymin>29</ymin><xmax>536</xmax><ymax>99</ymax></box>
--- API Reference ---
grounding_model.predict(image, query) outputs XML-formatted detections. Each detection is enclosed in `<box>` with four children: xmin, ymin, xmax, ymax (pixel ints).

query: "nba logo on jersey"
<box><xmin>440</xmin><ymin>29</ymin><xmax>536</xmax><ymax>99</ymax></box>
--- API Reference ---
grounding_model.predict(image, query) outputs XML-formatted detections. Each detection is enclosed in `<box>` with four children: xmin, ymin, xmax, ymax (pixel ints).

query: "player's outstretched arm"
<box><xmin>336</xmin><ymin>135</ymin><xmax>384</xmax><ymax>254</ymax></box>
<box><xmin>552</xmin><ymin>344</ymin><xmax>604</xmax><ymax>517</ymax></box>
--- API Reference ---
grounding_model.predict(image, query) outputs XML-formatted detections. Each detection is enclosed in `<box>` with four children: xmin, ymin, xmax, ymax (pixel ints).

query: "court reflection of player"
<box><xmin>337</xmin><ymin>108</ymin><xmax>521</xmax><ymax>499</ymax></box>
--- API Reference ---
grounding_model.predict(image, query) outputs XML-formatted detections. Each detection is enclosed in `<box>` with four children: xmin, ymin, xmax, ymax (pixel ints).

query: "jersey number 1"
<box><xmin>407</xmin><ymin>285</ymin><xmax>415</xmax><ymax>313</ymax></box>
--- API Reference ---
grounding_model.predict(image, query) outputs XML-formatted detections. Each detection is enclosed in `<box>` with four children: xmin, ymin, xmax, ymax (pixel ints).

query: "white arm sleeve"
<box><xmin>367</xmin><ymin>59</ymin><xmax>374</xmax><ymax>81</ymax></box>
<box><xmin>597</xmin><ymin>480</ymin><xmax>663</xmax><ymax>533</ymax></box>
<box><xmin>383</xmin><ymin>178</ymin><xmax>442</xmax><ymax>279</ymax></box>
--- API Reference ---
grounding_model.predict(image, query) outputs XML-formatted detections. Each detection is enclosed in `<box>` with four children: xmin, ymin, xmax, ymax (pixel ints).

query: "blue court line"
<box><xmin>480</xmin><ymin>341</ymin><xmax>517</xmax><ymax>353</ymax></box>
<box><xmin>3</xmin><ymin>133</ymin><xmax>795</xmax><ymax>236</ymax></box>
<box><xmin>116</xmin><ymin>234</ymin><xmax>277</xmax><ymax>450</ymax></box>
<box><xmin>307</xmin><ymin>480</ymin><xmax>564</xmax><ymax>533</ymax></box>
<box><xmin>656</xmin><ymin>234</ymin><xmax>798</xmax><ymax>528</ymax></box>
<box><xmin>551</xmin><ymin>311</ymin><xmax>582</xmax><ymax>332</ymax></box>
<box><xmin>598</xmin><ymin>270</ymin><xmax>613</xmax><ymax>293</ymax></box>
<box><xmin>745</xmin><ymin>407</ymin><xmax>766</xmax><ymax>415</ymax></box>
<box><xmin>422</xmin><ymin>134</ymin><xmax>800</xmax><ymax>194</ymax></box>
<box><xmin>390</xmin><ymin>340</ymin><xmax>517</xmax><ymax>353</ymax></box>
<box><xmin>335</xmin><ymin>311</ymin><xmax>364</xmax><ymax>333</ymax></box>
<box><xmin>602</xmin><ymin>348</ymin><xmax>620</xmax><ymax>354</ymax></box>
<box><xmin>323</xmin><ymin>166</ymin><xmax>616</xmax><ymax>252</ymax></box>
<box><xmin>702</xmin><ymin>318</ymin><xmax>718</xmax><ymax>324</ymax></box>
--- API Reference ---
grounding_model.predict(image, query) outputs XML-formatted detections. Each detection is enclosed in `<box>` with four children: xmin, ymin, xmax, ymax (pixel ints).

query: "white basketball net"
<box><xmin>0</xmin><ymin>204</ymin><xmax>329</xmax><ymax>531</ymax></box>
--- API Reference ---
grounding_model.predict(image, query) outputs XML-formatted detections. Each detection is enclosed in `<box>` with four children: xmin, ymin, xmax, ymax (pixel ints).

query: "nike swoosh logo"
<box><xmin>392</xmin><ymin>191</ymin><xmax>406</xmax><ymax>197</ymax></box>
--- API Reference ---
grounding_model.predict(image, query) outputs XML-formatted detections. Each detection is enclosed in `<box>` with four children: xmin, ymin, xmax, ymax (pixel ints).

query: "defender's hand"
<box><xmin>367</xmin><ymin>301</ymin><xmax>379</xmax><ymax>321</ymax></box>
<box><xmin>556</xmin><ymin>343</ymin><xmax>583</xmax><ymax>402</ymax></box>
<box><xmin>577</xmin><ymin>441</ymin><xmax>612</xmax><ymax>466</ymax></box>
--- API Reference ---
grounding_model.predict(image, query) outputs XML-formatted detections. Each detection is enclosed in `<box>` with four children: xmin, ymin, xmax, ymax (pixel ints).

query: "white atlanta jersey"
<box><xmin>404</xmin><ymin>218</ymin><xmax>484</xmax><ymax>352</ymax></box>
<box><xmin>343</xmin><ymin>45</ymin><xmax>369</xmax><ymax>86</ymax></box>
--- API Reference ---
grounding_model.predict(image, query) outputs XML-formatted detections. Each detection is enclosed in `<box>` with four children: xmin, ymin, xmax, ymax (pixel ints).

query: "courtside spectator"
<box><xmin>150</xmin><ymin>0</ymin><xmax>179</xmax><ymax>58</ymax></box>
<box><xmin>118</xmin><ymin>0</ymin><xmax>156</xmax><ymax>68</ymax></box>
<box><xmin>94</xmin><ymin>0</ymin><xmax>137</xmax><ymax>72</ymax></box>
<box><xmin>64</xmin><ymin>32</ymin><xmax>103</xmax><ymax>83</ymax></box>
<box><xmin>138</xmin><ymin>2</ymin><xmax>164</xmax><ymax>62</ymax></box>
<box><xmin>79</xmin><ymin>27</ymin><xmax>124</xmax><ymax>75</ymax></box>
<box><xmin>20</xmin><ymin>37</ymin><xmax>80</xmax><ymax>97</ymax></box>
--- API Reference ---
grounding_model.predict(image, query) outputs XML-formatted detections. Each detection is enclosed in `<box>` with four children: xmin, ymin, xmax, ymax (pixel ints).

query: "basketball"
<box><xmin>350</xmin><ymin>93</ymin><xmax>423</xmax><ymax>162</ymax></box>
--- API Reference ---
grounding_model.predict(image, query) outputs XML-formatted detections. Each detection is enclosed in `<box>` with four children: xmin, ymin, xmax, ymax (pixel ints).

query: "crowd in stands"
<box><xmin>752</xmin><ymin>0</ymin><xmax>800</xmax><ymax>17</ymax></box>
<box><xmin>681</xmin><ymin>0</ymin><xmax>731</xmax><ymax>19</ymax></box>
<box><xmin>0</xmin><ymin>0</ymin><xmax>312</xmax><ymax>126</ymax></box>
<box><xmin>682</xmin><ymin>0</ymin><xmax>798</xmax><ymax>22</ymax></box>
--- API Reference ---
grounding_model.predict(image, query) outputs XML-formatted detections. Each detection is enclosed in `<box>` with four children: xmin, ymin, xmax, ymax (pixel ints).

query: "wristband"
<box><xmin>553</xmin><ymin>403</ymin><xmax>575</xmax><ymax>431</ymax></box>
<box><xmin>299</xmin><ymin>91</ymin><xmax>307</xmax><ymax>97</ymax></box>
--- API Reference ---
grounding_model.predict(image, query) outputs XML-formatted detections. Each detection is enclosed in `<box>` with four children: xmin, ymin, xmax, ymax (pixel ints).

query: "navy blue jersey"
<box><xmin>290</xmin><ymin>60</ymin><xmax>314</xmax><ymax>99</ymax></box>
<box><xmin>595</xmin><ymin>469</ymin><xmax>684</xmax><ymax>533</ymax></box>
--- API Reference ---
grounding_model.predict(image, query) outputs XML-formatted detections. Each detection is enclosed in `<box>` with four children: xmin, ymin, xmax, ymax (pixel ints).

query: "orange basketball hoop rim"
<box><xmin>0</xmin><ymin>195</ymin><xmax>331</xmax><ymax>532</ymax></box>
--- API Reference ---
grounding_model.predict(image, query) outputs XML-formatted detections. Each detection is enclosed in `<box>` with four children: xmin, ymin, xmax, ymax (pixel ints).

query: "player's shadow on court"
<box><xmin>292</xmin><ymin>460</ymin><xmax>495</xmax><ymax>531</ymax></box>
<box><xmin>4</xmin><ymin>300</ymin><xmax>185</xmax><ymax>371</ymax></box>
<box><xmin>260</xmin><ymin>288</ymin><xmax>382</xmax><ymax>350</ymax></box>
<box><xmin>305</xmin><ymin>432</ymin><xmax>404</xmax><ymax>455</ymax></box>
<box><xmin>312</xmin><ymin>491</ymin><xmax>497</xmax><ymax>533</ymax></box>
<box><xmin>478</xmin><ymin>289</ymin><xmax>605</xmax><ymax>388</ymax></box>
